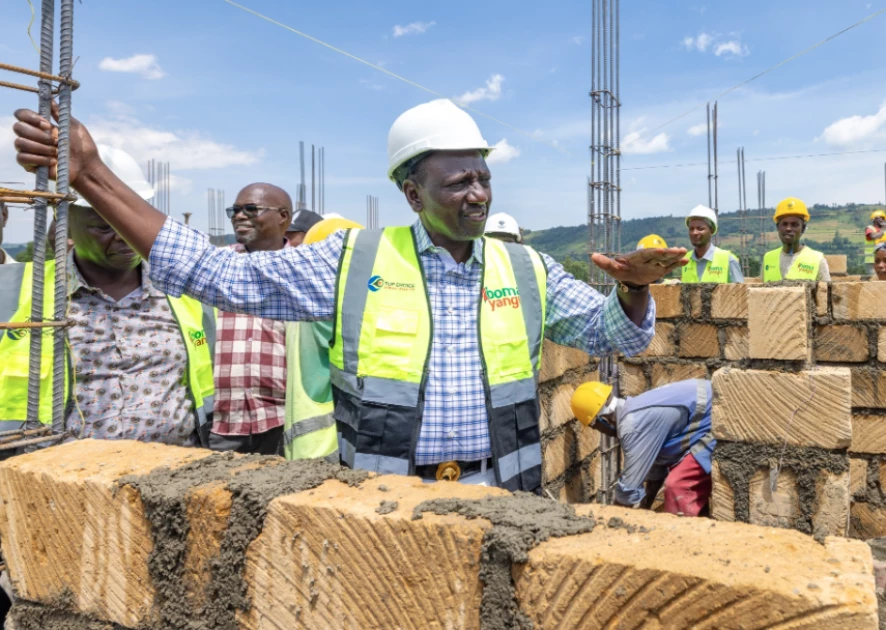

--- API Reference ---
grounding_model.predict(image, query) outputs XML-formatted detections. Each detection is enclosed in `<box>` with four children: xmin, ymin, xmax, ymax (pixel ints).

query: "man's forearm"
<box><xmin>74</xmin><ymin>161</ymin><xmax>167</xmax><ymax>258</ymax></box>
<box><xmin>616</xmin><ymin>287</ymin><xmax>649</xmax><ymax>327</ymax></box>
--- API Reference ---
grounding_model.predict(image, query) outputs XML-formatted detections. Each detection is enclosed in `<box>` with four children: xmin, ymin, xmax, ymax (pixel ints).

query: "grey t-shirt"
<box><xmin>780</xmin><ymin>250</ymin><xmax>830</xmax><ymax>281</ymax></box>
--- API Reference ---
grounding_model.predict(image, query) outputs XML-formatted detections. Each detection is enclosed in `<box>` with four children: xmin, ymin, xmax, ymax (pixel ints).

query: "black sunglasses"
<box><xmin>225</xmin><ymin>204</ymin><xmax>288</xmax><ymax>219</ymax></box>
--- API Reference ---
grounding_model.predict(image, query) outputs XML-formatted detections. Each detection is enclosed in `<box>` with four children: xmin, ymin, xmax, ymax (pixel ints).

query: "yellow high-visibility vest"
<box><xmin>681</xmin><ymin>247</ymin><xmax>734</xmax><ymax>283</ymax></box>
<box><xmin>762</xmin><ymin>246</ymin><xmax>822</xmax><ymax>282</ymax></box>
<box><xmin>330</xmin><ymin>227</ymin><xmax>547</xmax><ymax>491</ymax></box>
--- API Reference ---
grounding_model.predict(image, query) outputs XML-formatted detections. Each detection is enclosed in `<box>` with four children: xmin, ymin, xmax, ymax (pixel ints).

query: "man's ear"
<box><xmin>402</xmin><ymin>180</ymin><xmax>423</xmax><ymax>215</ymax></box>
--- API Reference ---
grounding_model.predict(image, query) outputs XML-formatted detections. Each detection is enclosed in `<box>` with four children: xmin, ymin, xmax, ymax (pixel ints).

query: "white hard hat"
<box><xmin>485</xmin><ymin>212</ymin><xmax>521</xmax><ymax>240</ymax></box>
<box><xmin>323</xmin><ymin>212</ymin><xmax>345</xmax><ymax>220</ymax></box>
<box><xmin>387</xmin><ymin>99</ymin><xmax>493</xmax><ymax>184</ymax></box>
<box><xmin>685</xmin><ymin>204</ymin><xmax>718</xmax><ymax>235</ymax></box>
<box><xmin>67</xmin><ymin>144</ymin><xmax>154</xmax><ymax>208</ymax></box>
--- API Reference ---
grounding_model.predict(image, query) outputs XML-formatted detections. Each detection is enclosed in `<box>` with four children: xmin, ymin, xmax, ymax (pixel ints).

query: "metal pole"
<box><xmin>741</xmin><ymin>148</ymin><xmax>749</xmax><ymax>276</ymax></box>
<box><xmin>26</xmin><ymin>0</ymin><xmax>56</xmax><ymax>427</ymax></box>
<box><xmin>311</xmin><ymin>144</ymin><xmax>316</xmax><ymax>212</ymax></box>
<box><xmin>706</xmin><ymin>103</ymin><xmax>712</xmax><ymax>209</ymax></box>
<box><xmin>713</xmin><ymin>101</ymin><xmax>719</xmax><ymax>246</ymax></box>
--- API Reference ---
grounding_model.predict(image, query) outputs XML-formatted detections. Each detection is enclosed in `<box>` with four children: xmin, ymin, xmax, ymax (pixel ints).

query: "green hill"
<box><xmin>523</xmin><ymin>203</ymin><xmax>880</xmax><ymax>276</ymax></box>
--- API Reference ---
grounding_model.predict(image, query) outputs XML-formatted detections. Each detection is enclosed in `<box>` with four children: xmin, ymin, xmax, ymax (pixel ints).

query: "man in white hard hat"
<box><xmin>485</xmin><ymin>212</ymin><xmax>522</xmax><ymax>243</ymax></box>
<box><xmin>0</xmin><ymin>144</ymin><xmax>216</xmax><ymax>447</ymax></box>
<box><xmin>12</xmin><ymin>99</ymin><xmax>687</xmax><ymax>492</ymax></box>
<box><xmin>681</xmin><ymin>205</ymin><xmax>743</xmax><ymax>283</ymax></box>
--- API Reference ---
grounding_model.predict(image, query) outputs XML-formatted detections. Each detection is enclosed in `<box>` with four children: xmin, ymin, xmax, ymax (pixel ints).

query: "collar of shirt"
<box><xmin>0</xmin><ymin>247</ymin><xmax>18</xmax><ymax>264</ymax></box>
<box><xmin>690</xmin><ymin>244</ymin><xmax>716</xmax><ymax>263</ymax></box>
<box><xmin>66</xmin><ymin>250</ymin><xmax>164</xmax><ymax>299</ymax></box>
<box><xmin>411</xmin><ymin>220</ymin><xmax>484</xmax><ymax>272</ymax></box>
<box><xmin>230</xmin><ymin>239</ymin><xmax>291</xmax><ymax>254</ymax></box>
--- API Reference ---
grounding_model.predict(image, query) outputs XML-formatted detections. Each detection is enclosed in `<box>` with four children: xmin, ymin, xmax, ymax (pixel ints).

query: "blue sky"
<box><xmin>2</xmin><ymin>0</ymin><xmax>885</xmax><ymax>243</ymax></box>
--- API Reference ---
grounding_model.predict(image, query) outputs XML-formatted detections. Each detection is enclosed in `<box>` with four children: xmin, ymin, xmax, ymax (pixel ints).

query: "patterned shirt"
<box><xmin>66</xmin><ymin>252</ymin><xmax>197</xmax><ymax>445</ymax></box>
<box><xmin>212</xmin><ymin>243</ymin><xmax>288</xmax><ymax>436</ymax></box>
<box><xmin>149</xmin><ymin>218</ymin><xmax>655</xmax><ymax>464</ymax></box>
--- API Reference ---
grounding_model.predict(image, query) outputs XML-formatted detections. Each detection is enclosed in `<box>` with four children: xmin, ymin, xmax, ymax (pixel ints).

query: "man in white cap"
<box><xmin>681</xmin><ymin>205</ymin><xmax>743</xmax><ymax>283</ymax></box>
<box><xmin>12</xmin><ymin>99</ymin><xmax>687</xmax><ymax>491</ymax></box>
<box><xmin>484</xmin><ymin>212</ymin><xmax>522</xmax><ymax>243</ymax></box>
<box><xmin>0</xmin><ymin>144</ymin><xmax>215</xmax><ymax>446</ymax></box>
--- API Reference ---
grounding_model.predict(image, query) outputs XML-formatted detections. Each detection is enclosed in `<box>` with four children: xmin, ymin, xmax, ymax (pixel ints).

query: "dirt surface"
<box><xmin>120</xmin><ymin>453</ymin><xmax>367</xmax><ymax>630</ymax></box>
<box><xmin>714</xmin><ymin>440</ymin><xmax>848</xmax><ymax>540</ymax></box>
<box><xmin>414</xmin><ymin>492</ymin><xmax>596</xmax><ymax>630</ymax></box>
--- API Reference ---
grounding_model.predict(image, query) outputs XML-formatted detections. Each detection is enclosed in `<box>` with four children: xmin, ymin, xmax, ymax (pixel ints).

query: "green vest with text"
<box><xmin>330</xmin><ymin>227</ymin><xmax>547</xmax><ymax>491</ymax></box>
<box><xmin>681</xmin><ymin>247</ymin><xmax>734</xmax><ymax>283</ymax></box>
<box><xmin>283</xmin><ymin>320</ymin><xmax>338</xmax><ymax>462</ymax></box>
<box><xmin>0</xmin><ymin>262</ymin><xmax>216</xmax><ymax>443</ymax></box>
<box><xmin>762</xmin><ymin>246</ymin><xmax>822</xmax><ymax>282</ymax></box>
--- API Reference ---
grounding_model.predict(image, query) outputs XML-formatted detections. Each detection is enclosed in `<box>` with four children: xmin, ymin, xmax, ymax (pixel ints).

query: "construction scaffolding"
<box><xmin>707</xmin><ymin>101</ymin><xmax>719</xmax><ymax>245</ymax></box>
<box><xmin>207</xmin><ymin>188</ymin><xmax>226</xmax><ymax>245</ymax></box>
<box><xmin>588</xmin><ymin>0</ymin><xmax>621</xmax><ymax>504</ymax></box>
<box><xmin>366</xmin><ymin>195</ymin><xmax>379</xmax><ymax>229</ymax></box>
<box><xmin>757</xmin><ymin>170</ymin><xmax>767</xmax><ymax>253</ymax></box>
<box><xmin>0</xmin><ymin>0</ymin><xmax>77</xmax><ymax>450</ymax></box>
<box><xmin>736</xmin><ymin>147</ymin><xmax>750</xmax><ymax>276</ymax></box>
<box><xmin>146</xmin><ymin>159</ymin><xmax>171</xmax><ymax>215</ymax></box>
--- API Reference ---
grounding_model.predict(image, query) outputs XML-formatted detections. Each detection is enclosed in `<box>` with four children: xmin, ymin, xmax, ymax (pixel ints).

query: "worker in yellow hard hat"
<box><xmin>681</xmin><ymin>205</ymin><xmax>743</xmax><ymax>284</ymax></box>
<box><xmin>637</xmin><ymin>234</ymin><xmax>668</xmax><ymax>250</ymax></box>
<box><xmin>284</xmin><ymin>217</ymin><xmax>364</xmax><ymax>461</ymax></box>
<box><xmin>571</xmin><ymin>379</ymin><xmax>715</xmax><ymax>516</ymax></box>
<box><xmin>864</xmin><ymin>210</ymin><xmax>886</xmax><ymax>276</ymax></box>
<box><xmin>761</xmin><ymin>197</ymin><xmax>829</xmax><ymax>282</ymax></box>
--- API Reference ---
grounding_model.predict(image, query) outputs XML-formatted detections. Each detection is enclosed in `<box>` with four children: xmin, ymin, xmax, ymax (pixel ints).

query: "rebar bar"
<box><xmin>0</xmin><ymin>61</ymin><xmax>79</xmax><ymax>88</ymax></box>
<box><xmin>706</xmin><ymin>103</ymin><xmax>712</xmax><ymax>208</ymax></box>
<box><xmin>26</xmin><ymin>0</ymin><xmax>57</xmax><ymax>427</ymax></box>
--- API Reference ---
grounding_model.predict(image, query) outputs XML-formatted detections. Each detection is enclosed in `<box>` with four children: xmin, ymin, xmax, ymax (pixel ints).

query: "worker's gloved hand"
<box><xmin>591</xmin><ymin>247</ymin><xmax>689</xmax><ymax>286</ymax></box>
<box><xmin>13</xmin><ymin>101</ymin><xmax>99</xmax><ymax>186</ymax></box>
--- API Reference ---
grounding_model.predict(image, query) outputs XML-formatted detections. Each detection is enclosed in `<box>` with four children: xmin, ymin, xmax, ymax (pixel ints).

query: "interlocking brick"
<box><xmin>649</xmin><ymin>284</ymin><xmax>682</xmax><ymax>318</ymax></box>
<box><xmin>816</xmin><ymin>282</ymin><xmax>829</xmax><ymax>317</ymax></box>
<box><xmin>677</xmin><ymin>322</ymin><xmax>719</xmax><ymax>358</ymax></box>
<box><xmin>851</xmin><ymin>414</ymin><xmax>886</xmax><ymax>454</ymax></box>
<box><xmin>539</xmin><ymin>340</ymin><xmax>590</xmax><ymax>383</ymax></box>
<box><xmin>723</xmin><ymin>326</ymin><xmax>749</xmax><ymax>360</ymax></box>
<box><xmin>650</xmin><ymin>363</ymin><xmax>707</xmax><ymax>389</ymax></box>
<box><xmin>878</xmin><ymin>328</ymin><xmax>886</xmax><ymax>363</ymax></box>
<box><xmin>639</xmin><ymin>322</ymin><xmax>676</xmax><ymax>357</ymax></box>
<box><xmin>850</xmin><ymin>458</ymin><xmax>869</xmax><ymax>499</ymax></box>
<box><xmin>712</xmin><ymin>367</ymin><xmax>852</xmax><ymax>449</ymax></box>
<box><xmin>832</xmin><ymin>282</ymin><xmax>886</xmax><ymax>320</ymax></box>
<box><xmin>748</xmin><ymin>286</ymin><xmax>809</xmax><ymax>361</ymax></box>
<box><xmin>851</xmin><ymin>502</ymin><xmax>886</xmax><ymax>540</ymax></box>
<box><xmin>619</xmin><ymin>363</ymin><xmax>647</xmax><ymax>396</ymax></box>
<box><xmin>543</xmin><ymin>428</ymin><xmax>575</xmax><ymax>482</ymax></box>
<box><xmin>711</xmin><ymin>283</ymin><xmax>748</xmax><ymax>319</ymax></box>
<box><xmin>852</xmin><ymin>368</ymin><xmax>886</xmax><ymax>409</ymax></box>
<box><xmin>826</xmin><ymin>254</ymin><xmax>848</xmax><ymax>276</ymax></box>
<box><xmin>814</xmin><ymin>324</ymin><xmax>870</xmax><ymax>363</ymax></box>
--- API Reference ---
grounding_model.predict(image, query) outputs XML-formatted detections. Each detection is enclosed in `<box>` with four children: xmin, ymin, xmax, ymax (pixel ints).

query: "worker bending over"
<box><xmin>12</xmin><ymin>99</ymin><xmax>688</xmax><ymax>492</ymax></box>
<box><xmin>484</xmin><ymin>212</ymin><xmax>522</xmax><ymax>243</ymax></box>
<box><xmin>572</xmin><ymin>379</ymin><xmax>715</xmax><ymax>516</ymax></box>
<box><xmin>681</xmin><ymin>205</ymin><xmax>743</xmax><ymax>283</ymax></box>
<box><xmin>865</xmin><ymin>210</ymin><xmax>886</xmax><ymax>277</ymax></box>
<box><xmin>762</xmin><ymin>197</ymin><xmax>829</xmax><ymax>282</ymax></box>
<box><xmin>0</xmin><ymin>145</ymin><xmax>215</xmax><ymax>445</ymax></box>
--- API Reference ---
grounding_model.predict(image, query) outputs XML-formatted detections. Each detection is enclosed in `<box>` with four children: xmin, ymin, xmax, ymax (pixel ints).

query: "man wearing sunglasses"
<box><xmin>210</xmin><ymin>183</ymin><xmax>294</xmax><ymax>455</ymax></box>
<box><xmin>12</xmin><ymin>99</ymin><xmax>686</xmax><ymax>491</ymax></box>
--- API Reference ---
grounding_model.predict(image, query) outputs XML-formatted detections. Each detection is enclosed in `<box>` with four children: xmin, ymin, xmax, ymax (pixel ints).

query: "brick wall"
<box><xmin>615</xmin><ymin>281</ymin><xmax>886</xmax><ymax>541</ymax></box>
<box><xmin>0</xmin><ymin>440</ymin><xmax>877</xmax><ymax>629</ymax></box>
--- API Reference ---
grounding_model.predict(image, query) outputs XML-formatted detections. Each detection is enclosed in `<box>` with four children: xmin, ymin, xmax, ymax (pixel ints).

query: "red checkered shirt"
<box><xmin>211</xmin><ymin>242</ymin><xmax>288</xmax><ymax>435</ymax></box>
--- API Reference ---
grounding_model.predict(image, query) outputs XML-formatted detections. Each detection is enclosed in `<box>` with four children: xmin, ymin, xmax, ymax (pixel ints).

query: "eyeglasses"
<box><xmin>225</xmin><ymin>204</ymin><xmax>288</xmax><ymax>219</ymax></box>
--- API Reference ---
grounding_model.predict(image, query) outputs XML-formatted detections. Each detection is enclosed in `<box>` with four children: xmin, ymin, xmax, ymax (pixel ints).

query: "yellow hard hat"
<box><xmin>637</xmin><ymin>234</ymin><xmax>668</xmax><ymax>250</ymax></box>
<box><xmin>773</xmin><ymin>197</ymin><xmax>810</xmax><ymax>224</ymax></box>
<box><xmin>570</xmin><ymin>381</ymin><xmax>614</xmax><ymax>427</ymax></box>
<box><xmin>871</xmin><ymin>210</ymin><xmax>886</xmax><ymax>222</ymax></box>
<box><xmin>304</xmin><ymin>217</ymin><xmax>364</xmax><ymax>245</ymax></box>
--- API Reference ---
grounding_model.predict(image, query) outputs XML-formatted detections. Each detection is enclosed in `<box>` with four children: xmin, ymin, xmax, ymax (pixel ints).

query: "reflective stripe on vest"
<box><xmin>762</xmin><ymin>246</ymin><xmax>822</xmax><ymax>282</ymax></box>
<box><xmin>0</xmin><ymin>262</ymin><xmax>215</xmax><ymax>439</ymax></box>
<box><xmin>681</xmin><ymin>247</ymin><xmax>733</xmax><ymax>283</ymax></box>
<box><xmin>283</xmin><ymin>320</ymin><xmax>338</xmax><ymax>462</ymax></box>
<box><xmin>330</xmin><ymin>227</ymin><xmax>547</xmax><ymax>491</ymax></box>
<box><xmin>620</xmin><ymin>379</ymin><xmax>715</xmax><ymax>474</ymax></box>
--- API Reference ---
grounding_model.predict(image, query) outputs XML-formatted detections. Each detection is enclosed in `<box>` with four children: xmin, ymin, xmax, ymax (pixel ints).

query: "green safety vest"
<box><xmin>0</xmin><ymin>262</ymin><xmax>216</xmax><ymax>444</ymax></box>
<box><xmin>762</xmin><ymin>246</ymin><xmax>822</xmax><ymax>282</ymax></box>
<box><xmin>283</xmin><ymin>320</ymin><xmax>337</xmax><ymax>462</ymax></box>
<box><xmin>681</xmin><ymin>247</ymin><xmax>734</xmax><ymax>283</ymax></box>
<box><xmin>330</xmin><ymin>227</ymin><xmax>547</xmax><ymax>491</ymax></box>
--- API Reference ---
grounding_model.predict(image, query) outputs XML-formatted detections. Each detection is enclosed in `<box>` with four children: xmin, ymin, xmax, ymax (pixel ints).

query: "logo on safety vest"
<box><xmin>5</xmin><ymin>328</ymin><xmax>27</xmax><ymax>341</ymax></box>
<box><xmin>483</xmin><ymin>286</ymin><xmax>521</xmax><ymax>311</ymax></box>
<box><xmin>797</xmin><ymin>263</ymin><xmax>815</xmax><ymax>273</ymax></box>
<box><xmin>707</xmin><ymin>266</ymin><xmax>725</xmax><ymax>277</ymax></box>
<box><xmin>367</xmin><ymin>275</ymin><xmax>415</xmax><ymax>292</ymax></box>
<box><xmin>189</xmin><ymin>330</ymin><xmax>207</xmax><ymax>347</ymax></box>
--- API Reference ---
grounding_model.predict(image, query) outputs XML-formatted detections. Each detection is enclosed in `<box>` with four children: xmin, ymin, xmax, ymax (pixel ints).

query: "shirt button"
<box><xmin>447</xmin><ymin>346</ymin><xmax>455</xmax><ymax>353</ymax></box>
<box><xmin>447</xmin><ymin>307</ymin><xmax>455</xmax><ymax>315</ymax></box>
<box><xmin>447</xmin><ymin>431</ymin><xmax>457</xmax><ymax>439</ymax></box>
<box><xmin>447</xmin><ymin>388</ymin><xmax>457</xmax><ymax>395</ymax></box>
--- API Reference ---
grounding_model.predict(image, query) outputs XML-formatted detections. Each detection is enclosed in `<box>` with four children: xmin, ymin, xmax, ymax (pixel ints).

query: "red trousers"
<box><xmin>662</xmin><ymin>453</ymin><xmax>711</xmax><ymax>517</ymax></box>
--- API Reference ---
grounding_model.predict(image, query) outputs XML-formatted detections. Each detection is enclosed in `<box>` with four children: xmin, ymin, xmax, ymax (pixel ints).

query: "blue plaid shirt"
<box><xmin>149</xmin><ymin>218</ymin><xmax>655</xmax><ymax>464</ymax></box>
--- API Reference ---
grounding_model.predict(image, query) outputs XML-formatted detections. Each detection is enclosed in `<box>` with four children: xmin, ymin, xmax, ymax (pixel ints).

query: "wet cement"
<box><xmin>9</xmin><ymin>600</ymin><xmax>124</xmax><ymax>630</ymax></box>
<box><xmin>714</xmin><ymin>441</ymin><xmax>848</xmax><ymax>540</ymax></box>
<box><xmin>120</xmin><ymin>453</ymin><xmax>367</xmax><ymax>630</ymax></box>
<box><xmin>414</xmin><ymin>492</ymin><xmax>596</xmax><ymax>630</ymax></box>
<box><xmin>375</xmin><ymin>500</ymin><xmax>398</xmax><ymax>515</ymax></box>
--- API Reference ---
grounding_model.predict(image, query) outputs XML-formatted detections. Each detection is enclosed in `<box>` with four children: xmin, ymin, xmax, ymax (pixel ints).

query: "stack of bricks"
<box><xmin>0</xmin><ymin>440</ymin><xmax>879</xmax><ymax>629</ymax></box>
<box><xmin>617</xmin><ymin>280</ymin><xmax>886</xmax><ymax>541</ymax></box>
<box><xmin>537</xmin><ymin>340</ymin><xmax>600</xmax><ymax>502</ymax></box>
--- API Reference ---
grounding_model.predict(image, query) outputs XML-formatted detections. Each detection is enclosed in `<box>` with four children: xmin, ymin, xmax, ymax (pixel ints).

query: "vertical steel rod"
<box><xmin>740</xmin><ymin>148</ymin><xmax>749</xmax><ymax>276</ymax></box>
<box><xmin>706</xmin><ymin>103</ymin><xmax>712</xmax><ymax>209</ymax></box>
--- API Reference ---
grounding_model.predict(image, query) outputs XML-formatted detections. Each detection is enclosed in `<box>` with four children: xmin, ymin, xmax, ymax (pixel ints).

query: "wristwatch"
<box><xmin>618</xmin><ymin>281</ymin><xmax>648</xmax><ymax>293</ymax></box>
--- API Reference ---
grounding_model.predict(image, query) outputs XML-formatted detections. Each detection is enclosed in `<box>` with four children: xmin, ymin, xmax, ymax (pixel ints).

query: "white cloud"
<box><xmin>683</xmin><ymin>32</ymin><xmax>713</xmax><ymax>52</ymax></box>
<box><xmin>621</xmin><ymin>131</ymin><xmax>671</xmax><ymax>155</ymax></box>
<box><xmin>486</xmin><ymin>139</ymin><xmax>520</xmax><ymax>164</ymax></box>
<box><xmin>715</xmin><ymin>40</ymin><xmax>749</xmax><ymax>58</ymax></box>
<box><xmin>359</xmin><ymin>79</ymin><xmax>385</xmax><ymax>91</ymax></box>
<box><xmin>98</xmin><ymin>54</ymin><xmax>165</xmax><ymax>80</ymax></box>
<box><xmin>687</xmin><ymin>122</ymin><xmax>708</xmax><ymax>137</ymax></box>
<box><xmin>392</xmin><ymin>21</ymin><xmax>435</xmax><ymax>37</ymax></box>
<box><xmin>819</xmin><ymin>102</ymin><xmax>886</xmax><ymax>146</ymax></box>
<box><xmin>456</xmin><ymin>74</ymin><xmax>504</xmax><ymax>105</ymax></box>
<box><xmin>87</xmin><ymin>107</ymin><xmax>262</xmax><ymax>170</ymax></box>
<box><xmin>571</xmin><ymin>36</ymin><xmax>585</xmax><ymax>45</ymax></box>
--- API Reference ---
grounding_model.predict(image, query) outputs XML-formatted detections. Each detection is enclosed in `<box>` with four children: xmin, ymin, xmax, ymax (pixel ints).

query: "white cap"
<box><xmin>65</xmin><ymin>144</ymin><xmax>154</xmax><ymax>208</ymax></box>
<box><xmin>685</xmin><ymin>204</ymin><xmax>718</xmax><ymax>235</ymax></box>
<box><xmin>485</xmin><ymin>212</ymin><xmax>521</xmax><ymax>241</ymax></box>
<box><xmin>387</xmin><ymin>99</ymin><xmax>493</xmax><ymax>184</ymax></box>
